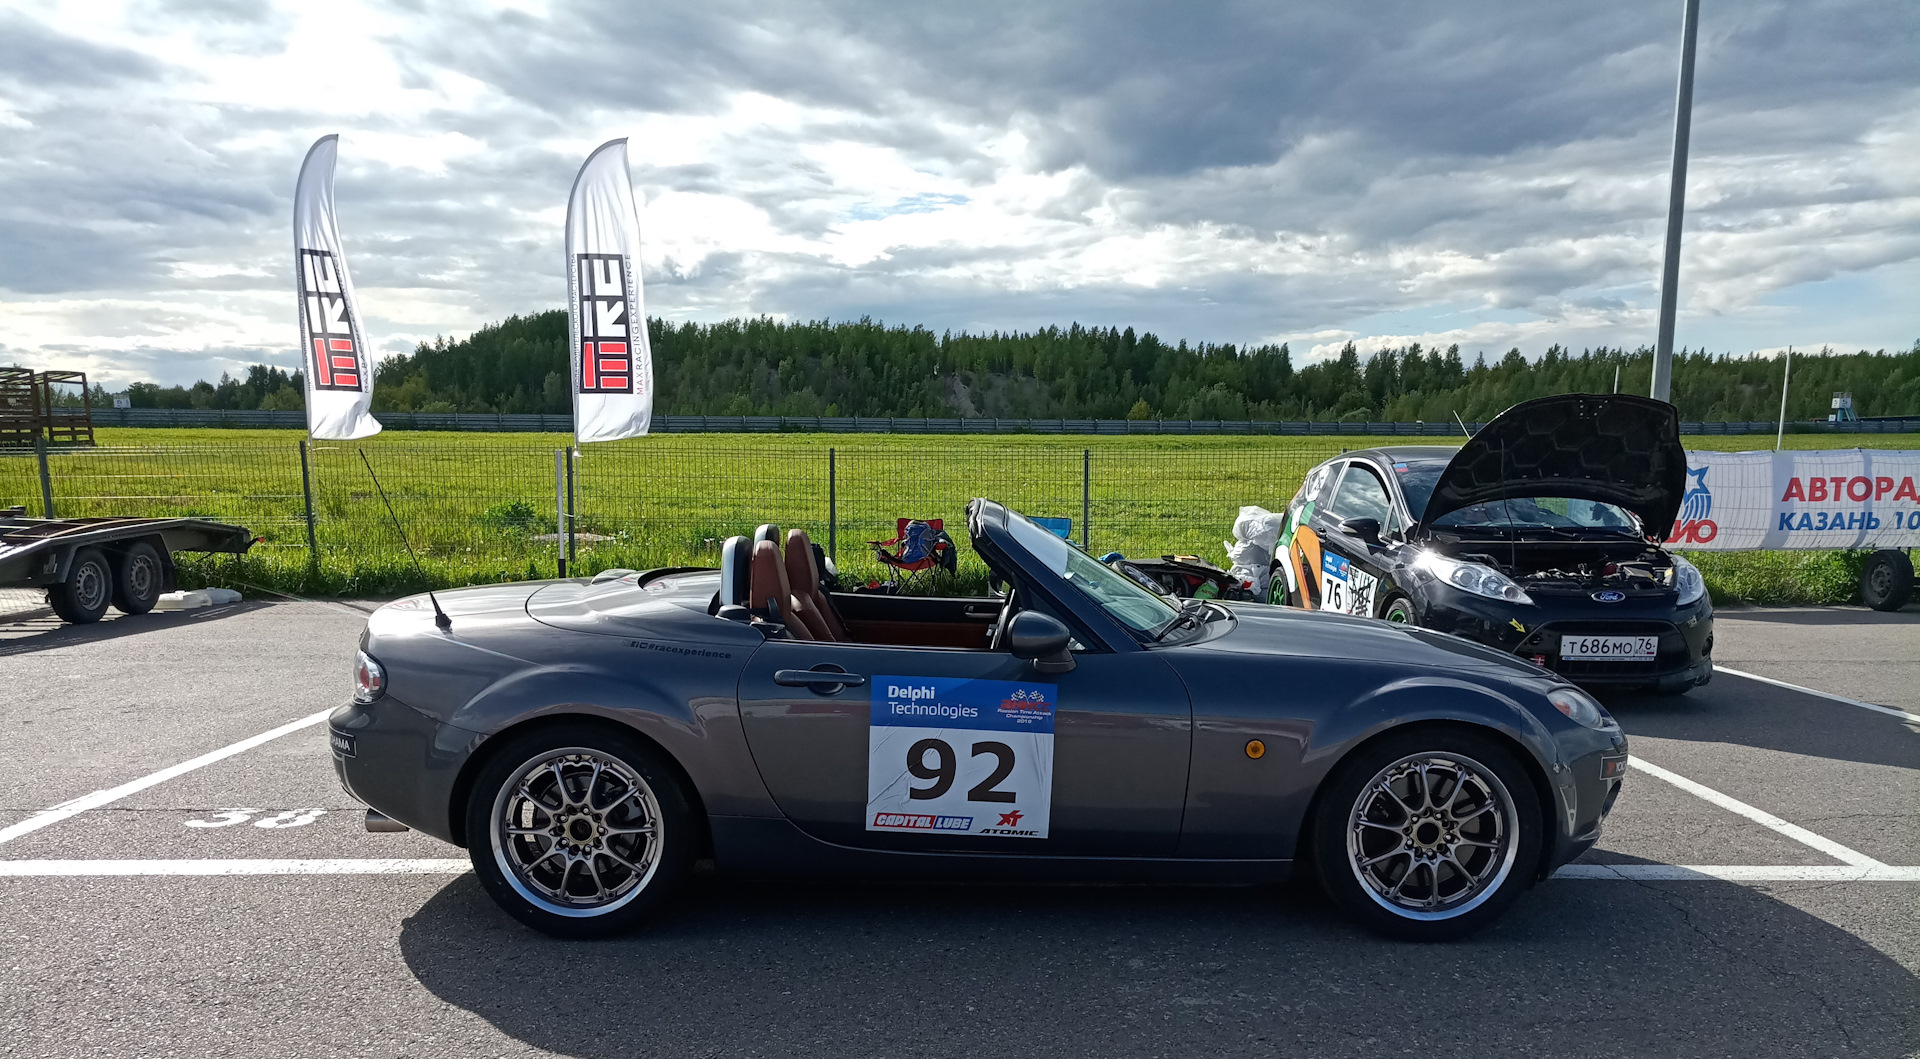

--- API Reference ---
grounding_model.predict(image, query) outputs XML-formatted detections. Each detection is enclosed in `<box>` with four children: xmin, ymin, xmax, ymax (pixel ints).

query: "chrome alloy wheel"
<box><xmin>1346</xmin><ymin>752</ymin><xmax>1519</xmax><ymax>920</ymax></box>
<box><xmin>490</xmin><ymin>748</ymin><xmax>664</xmax><ymax>918</ymax></box>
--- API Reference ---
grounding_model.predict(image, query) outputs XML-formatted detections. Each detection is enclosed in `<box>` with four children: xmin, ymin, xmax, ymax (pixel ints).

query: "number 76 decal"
<box><xmin>185</xmin><ymin>808</ymin><xmax>328</xmax><ymax>829</ymax></box>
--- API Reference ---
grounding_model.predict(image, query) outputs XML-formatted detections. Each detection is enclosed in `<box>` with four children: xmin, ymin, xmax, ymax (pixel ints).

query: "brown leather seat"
<box><xmin>748</xmin><ymin>539</ymin><xmax>815</xmax><ymax>640</ymax></box>
<box><xmin>785</xmin><ymin>528</ymin><xmax>849</xmax><ymax>641</ymax></box>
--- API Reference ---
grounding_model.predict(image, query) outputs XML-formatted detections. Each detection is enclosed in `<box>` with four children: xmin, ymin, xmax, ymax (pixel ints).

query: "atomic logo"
<box><xmin>575</xmin><ymin>253</ymin><xmax>633</xmax><ymax>394</ymax></box>
<box><xmin>298</xmin><ymin>249</ymin><xmax>362</xmax><ymax>392</ymax></box>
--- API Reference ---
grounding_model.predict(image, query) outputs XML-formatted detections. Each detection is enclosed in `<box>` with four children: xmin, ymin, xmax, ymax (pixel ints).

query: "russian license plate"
<box><xmin>1561</xmin><ymin>635</ymin><xmax>1657</xmax><ymax>661</ymax></box>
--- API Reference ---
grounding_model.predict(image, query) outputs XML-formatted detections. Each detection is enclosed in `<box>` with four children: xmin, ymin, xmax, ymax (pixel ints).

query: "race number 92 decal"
<box><xmin>1320</xmin><ymin>552</ymin><xmax>1377</xmax><ymax>617</ymax></box>
<box><xmin>867</xmin><ymin>675</ymin><xmax>1055</xmax><ymax>839</ymax></box>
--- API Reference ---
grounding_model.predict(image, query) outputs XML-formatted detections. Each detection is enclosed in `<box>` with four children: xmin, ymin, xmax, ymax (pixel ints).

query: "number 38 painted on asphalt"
<box><xmin>185</xmin><ymin>808</ymin><xmax>327</xmax><ymax>829</ymax></box>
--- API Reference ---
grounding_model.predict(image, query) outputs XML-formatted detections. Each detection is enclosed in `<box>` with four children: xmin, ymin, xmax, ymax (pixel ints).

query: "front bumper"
<box><xmin>329</xmin><ymin>698</ymin><xmax>480</xmax><ymax>846</ymax></box>
<box><xmin>1412</xmin><ymin>584</ymin><xmax>1714</xmax><ymax>691</ymax></box>
<box><xmin>1543</xmin><ymin>723</ymin><xmax>1630</xmax><ymax>872</ymax></box>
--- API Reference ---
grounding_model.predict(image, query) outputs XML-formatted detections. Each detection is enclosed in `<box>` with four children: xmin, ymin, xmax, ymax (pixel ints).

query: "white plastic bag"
<box><xmin>1224</xmin><ymin>505</ymin><xmax>1284</xmax><ymax>600</ymax></box>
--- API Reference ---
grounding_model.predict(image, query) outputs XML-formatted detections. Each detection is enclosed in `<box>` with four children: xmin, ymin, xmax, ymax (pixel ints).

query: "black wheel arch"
<box><xmin>445</xmin><ymin>713</ymin><xmax>712</xmax><ymax>860</ymax></box>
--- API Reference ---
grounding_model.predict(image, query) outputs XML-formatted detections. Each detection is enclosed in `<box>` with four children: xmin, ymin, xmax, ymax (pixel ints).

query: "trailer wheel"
<box><xmin>47</xmin><ymin>547</ymin><xmax>112</xmax><ymax>624</ymax></box>
<box><xmin>1861</xmin><ymin>549</ymin><xmax>1913</xmax><ymax>612</ymax></box>
<box><xmin>111</xmin><ymin>541</ymin><xmax>164</xmax><ymax>615</ymax></box>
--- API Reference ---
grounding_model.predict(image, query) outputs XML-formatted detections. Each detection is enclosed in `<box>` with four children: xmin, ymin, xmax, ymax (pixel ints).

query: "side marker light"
<box><xmin>1245</xmin><ymin>740</ymin><xmax>1266</xmax><ymax>760</ymax></box>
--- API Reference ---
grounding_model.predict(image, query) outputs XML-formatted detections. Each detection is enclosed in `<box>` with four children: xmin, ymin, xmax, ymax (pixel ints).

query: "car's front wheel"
<box><xmin>465</xmin><ymin>724</ymin><xmax>695</xmax><ymax>938</ymax></box>
<box><xmin>1312</xmin><ymin>728</ymin><xmax>1541</xmax><ymax>941</ymax></box>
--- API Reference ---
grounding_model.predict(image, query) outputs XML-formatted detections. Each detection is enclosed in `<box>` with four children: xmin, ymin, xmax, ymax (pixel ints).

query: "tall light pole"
<box><xmin>1650</xmin><ymin>0</ymin><xmax>1700</xmax><ymax>404</ymax></box>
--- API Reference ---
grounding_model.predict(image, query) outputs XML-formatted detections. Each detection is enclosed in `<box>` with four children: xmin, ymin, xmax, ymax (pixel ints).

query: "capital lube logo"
<box><xmin>575</xmin><ymin>253</ymin><xmax>634</xmax><ymax>394</ymax></box>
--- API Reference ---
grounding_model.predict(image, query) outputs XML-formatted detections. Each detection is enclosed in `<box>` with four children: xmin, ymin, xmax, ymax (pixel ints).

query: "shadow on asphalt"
<box><xmin>400</xmin><ymin>870</ymin><xmax>1920</xmax><ymax>1059</ymax></box>
<box><xmin>1599</xmin><ymin>673</ymin><xmax>1920</xmax><ymax>772</ymax></box>
<box><xmin>0</xmin><ymin>600</ymin><xmax>273</xmax><ymax>658</ymax></box>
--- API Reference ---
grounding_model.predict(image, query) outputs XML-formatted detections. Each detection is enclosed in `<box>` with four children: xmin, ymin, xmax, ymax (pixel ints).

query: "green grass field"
<box><xmin>5</xmin><ymin>427</ymin><xmax>1914</xmax><ymax>606</ymax></box>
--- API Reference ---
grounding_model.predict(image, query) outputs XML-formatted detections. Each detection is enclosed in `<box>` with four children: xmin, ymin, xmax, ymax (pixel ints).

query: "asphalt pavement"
<box><xmin>1</xmin><ymin>593</ymin><xmax>1915</xmax><ymax>1058</ymax></box>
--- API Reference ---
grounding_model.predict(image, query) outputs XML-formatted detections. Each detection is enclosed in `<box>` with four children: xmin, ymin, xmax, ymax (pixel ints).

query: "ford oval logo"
<box><xmin>1591</xmin><ymin>590</ymin><xmax>1626</xmax><ymax>603</ymax></box>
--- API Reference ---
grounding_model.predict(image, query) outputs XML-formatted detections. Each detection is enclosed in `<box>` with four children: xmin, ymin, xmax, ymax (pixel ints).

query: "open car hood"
<box><xmin>1419</xmin><ymin>394</ymin><xmax>1686</xmax><ymax>541</ymax></box>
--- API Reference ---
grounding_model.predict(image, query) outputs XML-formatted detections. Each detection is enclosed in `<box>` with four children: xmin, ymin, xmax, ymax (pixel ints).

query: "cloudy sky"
<box><xmin>2</xmin><ymin>0</ymin><xmax>1916</xmax><ymax>388</ymax></box>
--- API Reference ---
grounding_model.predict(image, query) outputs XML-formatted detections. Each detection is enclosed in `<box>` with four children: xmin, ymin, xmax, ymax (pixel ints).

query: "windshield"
<box><xmin>1393</xmin><ymin>461</ymin><xmax>1446</xmax><ymax>521</ymax></box>
<box><xmin>1004</xmin><ymin>511</ymin><xmax>1178</xmax><ymax>635</ymax></box>
<box><xmin>1432</xmin><ymin>496</ymin><xmax>1638</xmax><ymax>532</ymax></box>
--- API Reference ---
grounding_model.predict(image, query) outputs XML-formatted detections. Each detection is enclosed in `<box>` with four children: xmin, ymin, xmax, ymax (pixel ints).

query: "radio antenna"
<box><xmin>358</xmin><ymin>449</ymin><xmax>452</xmax><ymax>631</ymax></box>
<box><xmin>1452</xmin><ymin>411</ymin><xmax>1471</xmax><ymax>437</ymax></box>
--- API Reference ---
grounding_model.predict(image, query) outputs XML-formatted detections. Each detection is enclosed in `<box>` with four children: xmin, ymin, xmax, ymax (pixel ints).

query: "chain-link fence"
<box><xmin>2</xmin><ymin>438</ymin><xmax>1343</xmax><ymax>593</ymax></box>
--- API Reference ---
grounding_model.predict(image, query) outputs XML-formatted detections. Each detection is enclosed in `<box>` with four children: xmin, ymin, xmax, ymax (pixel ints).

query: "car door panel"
<box><xmin>1314</xmin><ymin>462</ymin><xmax>1396</xmax><ymax>617</ymax></box>
<box><xmin>739</xmin><ymin>639</ymin><xmax>1192</xmax><ymax>857</ymax></box>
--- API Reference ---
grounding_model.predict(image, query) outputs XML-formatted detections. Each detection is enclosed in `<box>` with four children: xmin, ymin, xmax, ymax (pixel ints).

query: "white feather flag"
<box><xmin>565</xmin><ymin>139</ymin><xmax>653</xmax><ymax>443</ymax></box>
<box><xmin>292</xmin><ymin>135</ymin><xmax>381</xmax><ymax>440</ymax></box>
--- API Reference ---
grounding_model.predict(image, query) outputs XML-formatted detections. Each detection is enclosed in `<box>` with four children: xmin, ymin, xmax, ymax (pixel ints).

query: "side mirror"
<box><xmin>1339</xmin><ymin>517</ymin><xmax>1382</xmax><ymax>545</ymax></box>
<box><xmin>1006</xmin><ymin>611</ymin><xmax>1075</xmax><ymax>674</ymax></box>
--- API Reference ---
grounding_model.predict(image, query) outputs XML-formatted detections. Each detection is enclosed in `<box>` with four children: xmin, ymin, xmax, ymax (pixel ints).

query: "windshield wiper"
<box><xmin>1154</xmin><ymin>598</ymin><xmax>1209</xmax><ymax>640</ymax></box>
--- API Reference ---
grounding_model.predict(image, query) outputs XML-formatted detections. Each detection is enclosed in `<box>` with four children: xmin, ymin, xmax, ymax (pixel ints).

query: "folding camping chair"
<box><xmin>867</xmin><ymin>518</ymin><xmax>957</xmax><ymax>591</ymax></box>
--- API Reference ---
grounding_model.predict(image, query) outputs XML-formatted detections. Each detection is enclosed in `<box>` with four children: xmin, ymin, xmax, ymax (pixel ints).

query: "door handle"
<box><xmin>774</xmin><ymin>669</ymin><xmax>869</xmax><ymax>688</ymax></box>
<box><xmin>963</xmin><ymin>605</ymin><xmax>1000</xmax><ymax>620</ymax></box>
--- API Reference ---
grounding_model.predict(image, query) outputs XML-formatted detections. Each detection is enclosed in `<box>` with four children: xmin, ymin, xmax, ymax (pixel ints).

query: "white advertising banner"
<box><xmin>292</xmin><ymin>134</ymin><xmax>381</xmax><ymax>441</ymax></box>
<box><xmin>1669</xmin><ymin>449</ymin><xmax>1920</xmax><ymax>550</ymax></box>
<box><xmin>565</xmin><ymin>139</ymin><xmax>653</xmax><ymax>443</ymax></box>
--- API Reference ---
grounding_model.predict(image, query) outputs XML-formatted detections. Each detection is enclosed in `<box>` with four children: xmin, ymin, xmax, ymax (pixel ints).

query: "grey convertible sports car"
<box><xmin>331</xmin><ymin>498</ymin><xmax>1628</xmax><ymax>941</ymax></box>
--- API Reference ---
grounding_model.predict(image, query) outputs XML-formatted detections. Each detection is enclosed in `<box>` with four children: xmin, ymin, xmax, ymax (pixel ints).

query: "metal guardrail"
<box><xmin>85</xmin><ymin>407</ymin><xmax>1920</xmax><ymax>435</ymax></box>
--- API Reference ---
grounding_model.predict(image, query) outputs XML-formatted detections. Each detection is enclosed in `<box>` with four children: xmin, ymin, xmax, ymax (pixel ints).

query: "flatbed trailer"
<box><xmin>0</xmin><ymin>507</ymin><xmax>255</xmax><ymax>624</ymax></box>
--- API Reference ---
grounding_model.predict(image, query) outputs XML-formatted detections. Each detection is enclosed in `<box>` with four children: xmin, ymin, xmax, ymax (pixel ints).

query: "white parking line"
<box><xmin>0</xmin><ymin>858</ymin><xmax>1912</xmax><ymax>882</ymax></box>
<box><xmin>1714</xmin><ymin>665</ymin><xmax>1917</xmax><ymax>720</ymax></box>
<box><xmin>1555</xmin><ymin>864</ymin><xmax>1920</xmax><ymax>882</ymax></box>
<box><xmin>0</xmin><ymin>858</ymin><xmax>469</xmax><ymax>876</ymax></box>
<box><xmin>1628</xmin><ymin>756</ymin><xmax>1886</xmax><ymax>868</ymax></box>
<box><xmin>0</xmin><ymin>708</ymin><xmax>334</xmax><ymax>847</ymax></box>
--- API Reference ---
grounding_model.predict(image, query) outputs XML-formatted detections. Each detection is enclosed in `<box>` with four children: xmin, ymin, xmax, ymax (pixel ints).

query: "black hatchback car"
<box><xmin>1274</xmin><ymin>394</ymin><xmax>1713</xmax><ymax>694</ymax></box>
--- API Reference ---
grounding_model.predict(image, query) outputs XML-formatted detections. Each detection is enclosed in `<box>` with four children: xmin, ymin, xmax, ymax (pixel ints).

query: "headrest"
<box><xmin>718</xmin><ymin>535</ymin><xmax>751</xmax><ymax>608</ymax></box>
<box><xmin>754</xmin><ymin>524</ymin><xmax>782</xmax><ymax>547</ymax></box>
<box><xmin>785</xmin><ymin>528</ymin><xmax>819</xmax><ymax>589</ymax></box>
<box><xmin>749</xmin><ymin>538</ymin><xmax>791</xmax><ymax>614</ymax></box>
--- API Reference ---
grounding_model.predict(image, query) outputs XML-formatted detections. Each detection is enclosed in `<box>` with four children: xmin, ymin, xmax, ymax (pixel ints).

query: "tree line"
<box><xmin>114</xmin><ymin>311</ymin><xmax>1920</xmax><ymax>422</ymax></box>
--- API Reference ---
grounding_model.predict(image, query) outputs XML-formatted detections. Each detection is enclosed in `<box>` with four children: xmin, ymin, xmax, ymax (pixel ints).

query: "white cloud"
<box><xmin>0</xmin><ymin>0</ymin><xmax>1914</xmax><ymax>386</ymax></box>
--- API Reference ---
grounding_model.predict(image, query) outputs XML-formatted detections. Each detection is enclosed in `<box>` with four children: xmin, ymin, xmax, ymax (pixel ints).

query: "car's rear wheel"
<box><xmin>1312</xmin><ymin>728</ymin><xmax>1541</xmax><ymax>941</ymax></box>
<box><xmin>111</xmin><ymin>541</ymin><xmax>163</xmax><ymax>615</ymax></box>
<box><xmin>465</xmin><ymin>724</ymin><xmax>695</xmax><ymax>938</ymax></box>
<box><xmin>47</xmin><ymin>546</ymin><xmax>112</xmax><ymax>624</ymax></box>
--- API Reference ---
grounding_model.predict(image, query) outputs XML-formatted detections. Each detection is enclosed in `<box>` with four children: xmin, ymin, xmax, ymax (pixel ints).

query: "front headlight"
<box><xmin>353</xmin><ymin>649</ymin><xmax>386</xmax><ymax>704</ymax></box>
<box><xmin>1671</xmin><ymin>554</ymin><xmax>1706</xmax><ymax>606</ymax></box>
<box><xmin>1548</xmin><ymin>686</ymin><xmax>1618</xmax><ymax>731</ymax></box>
<box><xmin>1414</xmin><ymin>551</ymin><xmax>1534</xmax><ymax>605</ymax></box>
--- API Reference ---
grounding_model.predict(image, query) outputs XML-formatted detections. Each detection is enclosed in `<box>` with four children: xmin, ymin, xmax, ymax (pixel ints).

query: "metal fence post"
<box><xmin>34</xmin><ymin>435</ymin><xmax>54</xmax><ymax>519</ymax></box>
<box><xmin>1081</xmin><ymin>448</ymin><xmax>1090</xmax><ymax>550</ymax></box>
<box><xmin>554</xmin><ymin>448</ymin><xmax>567</xmax><ymax>578</ymax></box>
<box><xmin>828</xmin><ymin>447</ymin><xmax>837</xmax><ymax>560</ymax></box>
<box><xmin>299</xmin><ymin>439</ymin><xmax>319</xmax><ymax>567</ymax></box>
<box><xmin>566</xmin><ymin>445</ymin><xmax>577</xmax><ymax>571</ymax></box>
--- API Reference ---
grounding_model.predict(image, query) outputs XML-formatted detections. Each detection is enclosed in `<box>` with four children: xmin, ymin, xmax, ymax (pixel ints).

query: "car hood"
<box><xmin>1419</xmin><ymin>393</ymin><xmax>1686</xmax><ymax>540</ymax></box>
<box><xmin>1202</xmin><ymin>603</ymin><xmax>1553</xmax><ymax>682</ymax></box>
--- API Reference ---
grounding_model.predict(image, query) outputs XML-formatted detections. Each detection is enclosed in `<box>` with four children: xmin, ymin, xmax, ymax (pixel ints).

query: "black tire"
<box><xmin>464</xmin><ymin>723</ymin><xmax>696</xmax><ymax>939</ymax></box>
<box><xmin>1860</xmin><ymin>549</ymin><xmax>1913</xmax><ymax>612</ymax></box>
<box><xmin>46</xmin><ymin>546</ymin><xmax>112</xmax><ymax>624</ymax></box>
<box><xmin>1311</xmin><ymin>727</ymin><xmax>1543</xmax><ymax>942</ymax></box>
<box><xmin>111</xmin><ymin>541</ymin><xmax>164</xmax><ymax>615</ymax></box>
<box><xmin>1378</xmin><ymin>594</ymin><xmax>1414</xmax><ymax>623</ymax></box>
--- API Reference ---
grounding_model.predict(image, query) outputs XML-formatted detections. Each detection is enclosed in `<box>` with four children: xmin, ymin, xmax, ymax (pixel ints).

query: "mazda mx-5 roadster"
<box><xmin>331</xmin><ymin>498</ymin><xmax>1628</xmax><ymax>941</ymax></box>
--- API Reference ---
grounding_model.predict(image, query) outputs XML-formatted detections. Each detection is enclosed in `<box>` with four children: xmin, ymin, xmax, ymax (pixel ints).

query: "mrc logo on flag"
<box><xmin>575</xmin><ymin>253</ymin><xmax>635</xmax><ymax>394</ymax></box>
<box><xmin>298</xmin><ymin>249</ymin><xmax>363</xmax><ymax>392</ymax></box>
